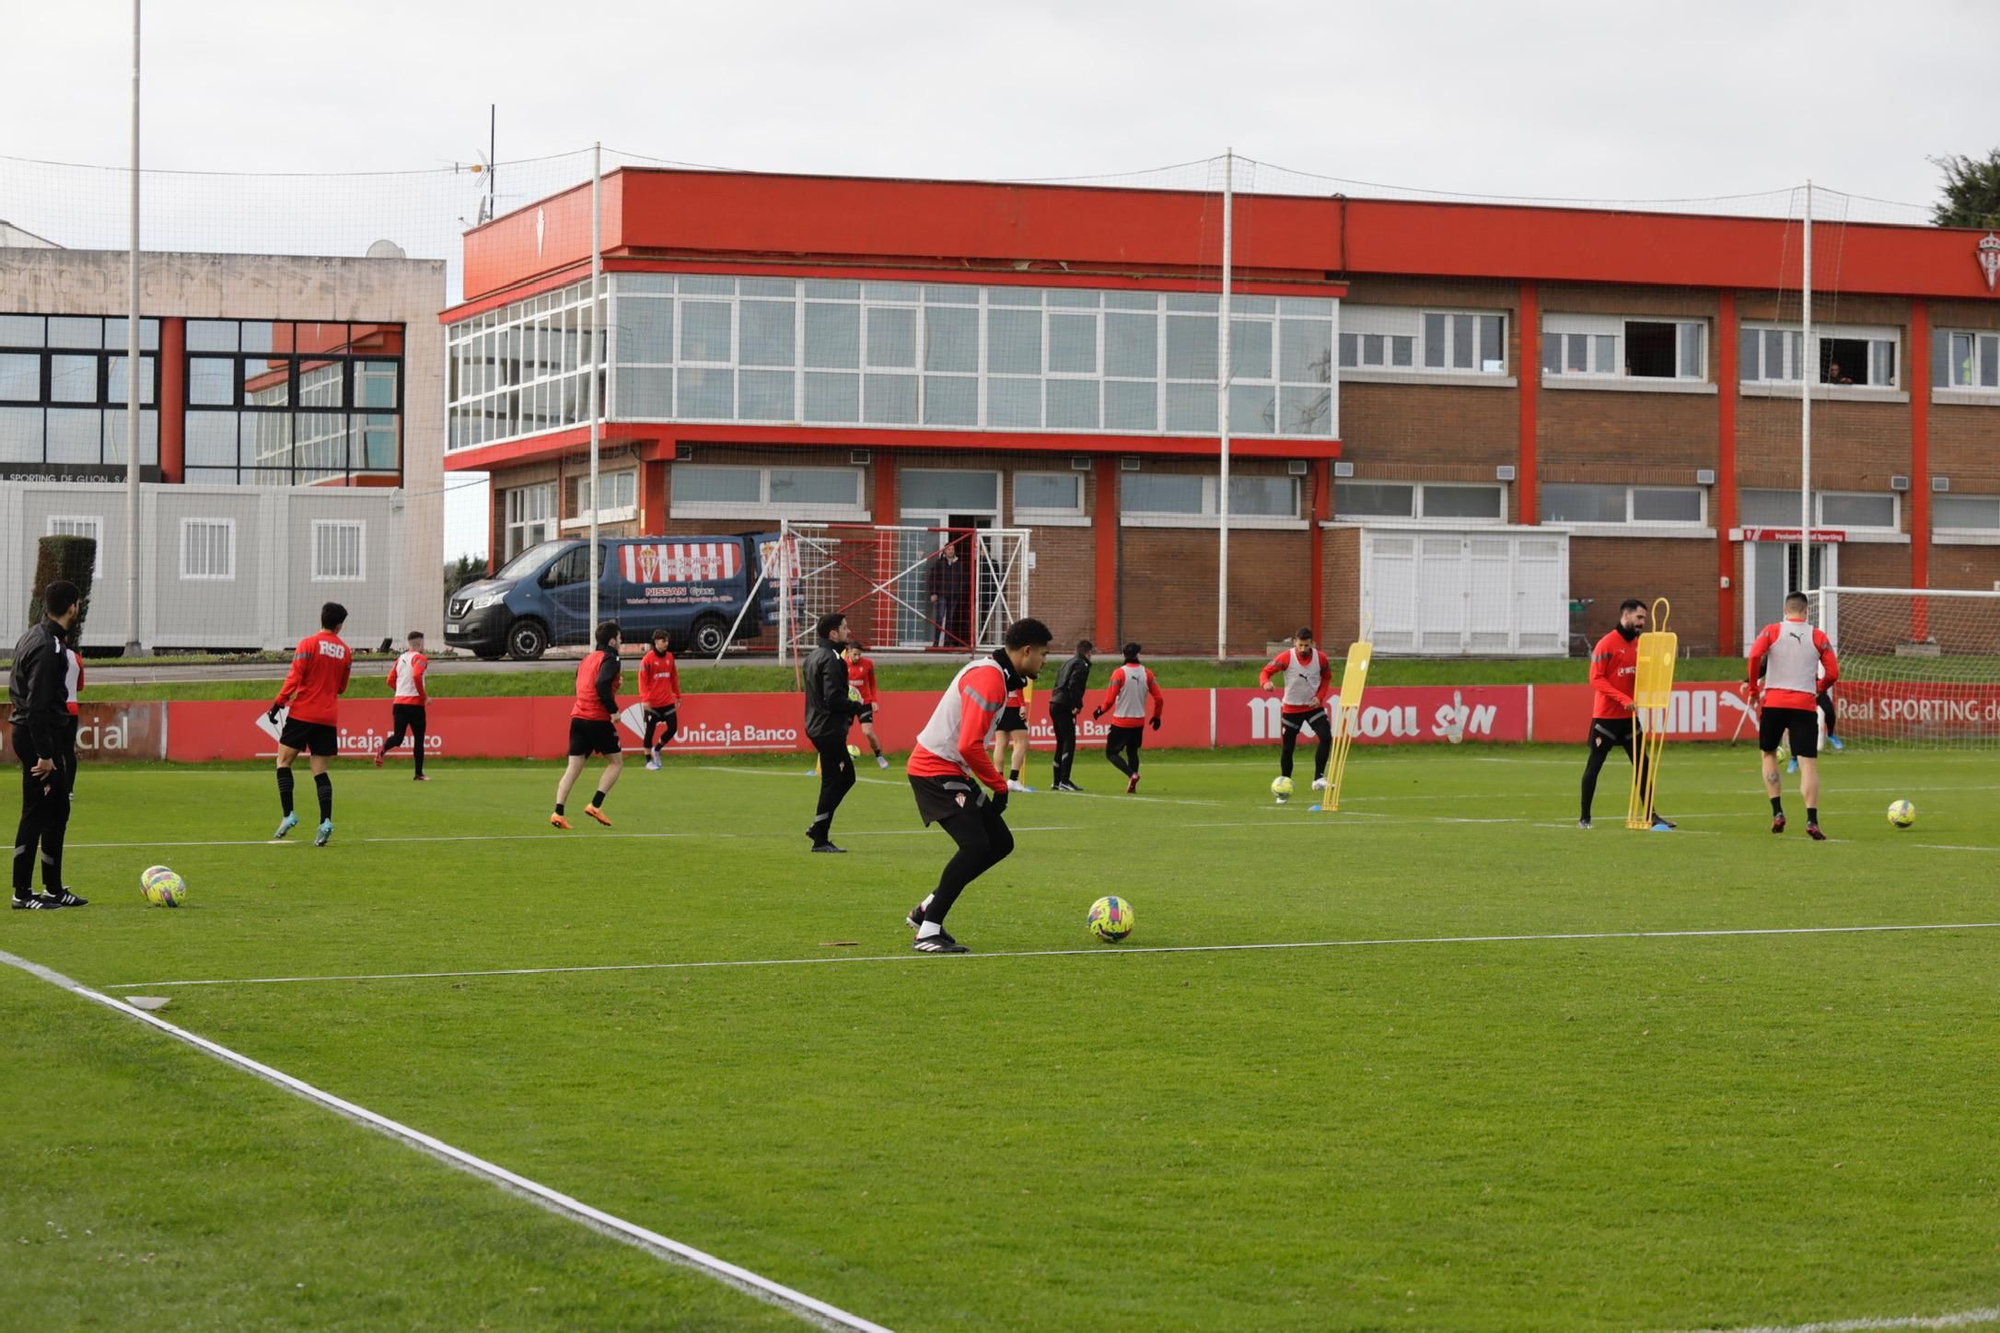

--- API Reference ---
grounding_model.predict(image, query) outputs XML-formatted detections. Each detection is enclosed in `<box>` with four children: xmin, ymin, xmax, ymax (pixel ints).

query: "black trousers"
<box><xmin>1050</xmin><ymin>705</ymin><xmax>1079</xmax><ymax>785</ymax></box>
<box><xmin>925</xmin><ymin>796</ymin><xmax>1015</xmax><ymax>926</ymax></box>
<box><xmin>644</xmin><ymin>706</ymin><xmax>679</xmax><ymax>753</ymax></box>
<box><xmin>1105</xmin><ymin>726</ymin><xmax>1144</xmax><ymax>777</ymax></box>
<box><xmin>1580</xmin><ymin>718</ymin><xmax>1653</xmax><ymax>821</ymax></box>
<box><xmin>1280</xmin><ymin>708</ymin><xmax>1334</xmax><ymax>780</ymax></box>
<box><xmin>934</xmin><ymin>593</ymin><xmax>963</xmax><ymax>647</ymax></box>
<box><xmin>383</xmin><ymin>703</ymin><xmax>427</xmax><ymax>775</ymax></box>
<box><xmin>1818</xmin><ymin>687</ymin><xmax>1837</xmax><ymax>738</ymax></box>
<box><xmin>808</xmin><ymin>731</ymin><xmax>856</xmax><ymax>842</ymax></box>
<box><xmin>13</xmin><ymin>744</ymin><xmax>75</xmax><ymax>897</ymax></box>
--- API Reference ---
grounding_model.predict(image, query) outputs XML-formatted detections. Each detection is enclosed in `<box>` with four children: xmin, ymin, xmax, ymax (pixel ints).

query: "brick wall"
<box><xmin>1320</xmin><ymin>526</ymin><xmax>1362</xmax><ymax>645</ymax></box>
<box><xmin>1568</xmin><ymin>537</ymin><xmax>1720</xmax><ymax>656</ymax></box>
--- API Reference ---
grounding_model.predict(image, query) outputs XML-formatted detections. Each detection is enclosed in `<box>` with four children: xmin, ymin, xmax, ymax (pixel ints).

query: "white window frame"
<box><xmin>45</xmin><ymin>514</ymin><xmax>104</xmax><ymax>577</ymax></box>
<box><xmin>1421</xmin><ymin>309</ymin><xmax>1507</xmax><ymax>374</ymax></box>
<box><xmin>562</xmin><ymin>467</ymin><xmax>640</xmax><ymax>530</ymax></box>
<box><xmin>1543</xmin><ymin>315</ymin><xmax>1707</xmax><ymax>382</ymax></box>
<box><xmin>1011</xmin><ymin>470</ymin><xmax>1087</xmax><ymax>524</ymax></box>
<box><xmin>179</xmin><ymin>517</ymin><xmax>236</xmax><ymax>581</ymax></box>
<box><xmin>504</xmin><ymin>482</ymin><xmax>556</xmax><ymax>559</ymax></box>
<box><xmin>1541</xmin><ymin>483</ymin><xmax>1709</xmax><ymax>529</ymax></box>
<box><xmin>1341</xmin><ymin>305</ymin><xmax>1507</xmax><ymax>378</ymax></box>
<box><xmin>901</xmin><ymin>467</ymin><xmax>1001</xmax><ymax>517</ymax></box>
<box><xmin>1333</xmin><ymin>481</ymin><xmax>1507</xmax><ymax>525</ymax></box>
<box><xmin>1741</xmin><ymin>322</ymin><xmax>1900</xmax><ymax>389</ymax></box>
<box><xmin>1737</xmin><ymin>488</ymin><xmax>1901</xmax><ymax>534</ymax></box>
<box><xmin>1121</xmin><ymin>473</ymin><xmax>1303</xmax><ymax>529</ymax></box>
<box><xmin>310</xmin><ymin>519</ymin><xmax>367</xmax><ymax>583</ymax></box>
<box><xmin>1938</xmin><ymin>329</ymin><xmax>2000</xmax><ymax>393</ymax></box>
<box><xmin>1932</xmin><ymin>493</ymin><xmax>2000</xmax><ymax>540</ymax></box>
<box><xmin>669</xmin><ymin>463</ymin><xmax>868</xmax><ymax>521</ymax></box>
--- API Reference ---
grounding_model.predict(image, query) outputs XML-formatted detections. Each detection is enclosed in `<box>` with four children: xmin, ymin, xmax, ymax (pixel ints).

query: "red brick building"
<box><xmin>440</xmin><ymin>169</ymin><xmax>2000</xmax><ymax>656</ymax></box>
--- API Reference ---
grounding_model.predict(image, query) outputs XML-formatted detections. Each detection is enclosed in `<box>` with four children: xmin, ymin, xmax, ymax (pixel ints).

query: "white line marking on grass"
<box><xmin>0</xmin><ymin>947</ymin><xmax>891</xmax><ymax>1333</ymax></box>
<box><xmin>1683</xmin><ymin>1304</ymin><xmax>2000</xmax><ymax>1332</ymax></box>
<box><xmin>102</xmin><ymin>921</ymin><xmax>2000</xmax><ymax>992</ymax></box>
<box><xmin>69</xmin><ymin>826</ymin><xmax>1082</xmax><ymax>850</ymax></box>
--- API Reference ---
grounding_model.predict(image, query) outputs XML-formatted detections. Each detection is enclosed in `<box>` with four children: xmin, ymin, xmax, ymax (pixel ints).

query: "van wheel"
<box><xmin>689</xmin><ymin>615</ymin><xmax>728</xmax><ymax>657</ymax></box>
<box><xmin>508</xmin><ymin>619</ymin><xmax>549</xmax><ymax>661</ymax></box>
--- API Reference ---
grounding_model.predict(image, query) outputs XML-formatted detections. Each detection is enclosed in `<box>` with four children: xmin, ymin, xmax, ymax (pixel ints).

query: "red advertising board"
<box><xmin>1214</xmin><ymin>686</ymin><xmax>1530</xmax><ymax>747</ymax></box>
<box><xmin>0</xmin><ymin>702</ymin><xmax>169</xmax><ymax>760</ymax></box>
<box><xmin>1836</xmin><ymin>680</ymin><xmax>2000</xmax><ymax>743</ymax></box>
<box><xmin>1529</xmin><ymin>682</ymin><xmax>1761</xmax><ymax>744</ymax></box>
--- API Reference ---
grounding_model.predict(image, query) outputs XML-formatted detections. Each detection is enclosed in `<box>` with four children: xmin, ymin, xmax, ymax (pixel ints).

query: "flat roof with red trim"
<box><xmin>446</xmin><ymin>167</ymin><xmax>2000</xmax><ymax>319</ymax></box>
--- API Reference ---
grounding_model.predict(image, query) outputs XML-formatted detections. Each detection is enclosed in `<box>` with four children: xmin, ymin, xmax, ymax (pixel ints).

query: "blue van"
<box><xmin>445</xmin><ymin>533</ymin><xmax>781</xmax><ymax>660</ymax></box>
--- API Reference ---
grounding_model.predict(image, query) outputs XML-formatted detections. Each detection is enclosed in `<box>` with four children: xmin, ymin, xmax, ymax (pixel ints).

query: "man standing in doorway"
<box><xmin>1047</xmin><ymin>639</ymin><xmax>1093</xmax><ymax>792</ymax></box>
<box><xmin>1093</xmin><ymin>642</ymin><xmax>1163</xmax><ymax>794</ymax></box>
<box><xmin>1578</xmin><ymin>598</ymin><xmax>1673</xmax><ymax>831</ymax></box>
<box><xmin>1750</xmin><ymin>591</ymin><xmax>1840</xmax><ymax>840</ymax></box>
<box><xmin>927</xmin><ymin>538</ymin><xmax>970</xmax><ymax>649</ymax></box>
<box><xmin>10</xmin><ymin>580</ymin><xmax>88</xmax><ymax>909</ymax></box>
<box><xmin>803</xmin><ymin>612</ymin><xmax>864</xmax><ymax>852</ymax></box>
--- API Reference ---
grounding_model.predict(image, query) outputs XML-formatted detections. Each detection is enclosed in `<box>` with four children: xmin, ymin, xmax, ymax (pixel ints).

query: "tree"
<box><xmin>1930</xmin><ymin>150</ymin><xmax>2000</xmax><ymax>228</ymax></box>
<box><xmin>443</xmin><ymin>553</ymin><xmax>488</xmax><ymax>597</ymax></box>
<box><xmin>27</xmin><ymin>536</ymin><xmax>95</xmax><ymax>641</ymax></box>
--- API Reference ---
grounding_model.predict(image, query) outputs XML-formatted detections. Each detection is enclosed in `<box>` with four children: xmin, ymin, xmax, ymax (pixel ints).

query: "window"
<box><xmin>1935</xmin><ymin>329</ymin><xmax>2000</xmax><ymax>390</ymax></box>
<box><xmin>1333</xmin><ymin>482</ymin><xmax>1506</xmax><ymax>522</ymax></box>
<box><xmin>1542</xmin><ymin>317</ymin><xmax>1705</xmax><ymax>380</ymax></box>
<box><xmin>311</xmin><ymin>520</ymin><xmax>366</xmax><ymax>582</ymax></box>
<box><xmin>901</xmin><ymin>469</ymin><xmax>999</xmax><ymax>513</ymax></box>
<box><xmin>504</xmin><ymin>482</ymin><xmax>555</xmax><ymax>560</ymax></box>
<box><xmin>1934</xmin><ymin>495</ymin><xmax>2000</xmax><ymax>531</ymax></box>
<box><xmin>184</xmin><ymin>320</ymin><xmax>405</xmax><ymax>482</ymax></box>
<box><xmin>1542</xmin><ymin>484</ymin><xmax>1705</xmax><ymax>526</ymax></box>
<box><xmin>670</xmin><ymin>464</ymin><xmax>865</xmax><ymax>518</ymax></box>
<box><xmin>1342</xmin><ymin>306</ymin><xmax>1503</xmax><ymax>377</ymax></box>
<box><xmin>565</xmin><ymin>469</ymin><xmax>638</xmax><ymax>527</ymax></box>
<box><xmin>1741</xmin><ymin>324</ymin><xmax>1897</xmax><ymax>387</ymax></box>
<box><xmin>180</xmin><ymin>518</ymin><xmax>236</xmax><ymax>580</ymax></box>
<box><xmin>1739</xmin><ymin>489</ymin><xmax>1898</xmax><ymax>531</ymax></box>
<box><xmin>46</xmin><ymin>515</ymin><xmax>104</xmax><ymax>576</ymax></box>
<box><xmin>1123</xmin><ymin>472</ymin><xmax>1299</xmax><ymax>522</ymax></box>
<box><xmin>1013</xmin><ymin>471</ymin><xmax>1085</xmax><ymax>519</ymax></box>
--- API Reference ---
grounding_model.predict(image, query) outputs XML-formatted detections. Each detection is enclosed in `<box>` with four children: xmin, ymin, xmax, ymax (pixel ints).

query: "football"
<box><xmin>1087</xmin><ymin>894</ymin><xmax>1133</xmax><ymax>943</ymax></box>
<box><xmin>1887</xmin><ymin>799</ymin><xmax>1916</xmax><ymax>829</ymax></box>
<box><xmin>141</xmin><ymin>864</ymin><xmax>186</xmax><ymax>907</ymax></box>
<box><xmin>1270</xmin><ymin>775</ymin><xmax>1294</xmax><ymax>801</ymax></box>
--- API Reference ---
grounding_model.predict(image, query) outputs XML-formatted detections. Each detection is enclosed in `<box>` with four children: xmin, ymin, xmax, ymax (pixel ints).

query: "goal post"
<box><xmin>1805</xmin><ymin>586</ymin><xmax>2000</xmax><ymax>747</ymax></box>
<box><xmin>763</xmin><ymin>521</ymin><xmax>1032</xmax><ymax>663</ymax></box>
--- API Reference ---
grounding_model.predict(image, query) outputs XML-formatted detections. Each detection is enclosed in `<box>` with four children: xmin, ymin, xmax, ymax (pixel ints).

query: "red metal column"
<box><xmin>1717</xmin><ymin>292</ymin><xmax>1738</xmax><ymax>652</ymax></box>
<box><xmin>1093</xmin><ymin>457</ymin><xmax>1118</xmax><ymax>647</ymax></box>
<box><xmin>1309</xmin><ymin>457</ymin><xmax>1331</xmax><ymax>635</ymax></box>
<box><xmin>158</xmin><ymin>317</ymin><xmax>186</xmax><ymax>482</ymax></box>
<box><xmin>1910</xmin><ymin>299</ymin><xmax>1931</xmax><ymax>639</ymax></box>
<box><xmin>641</xmin><ymin>453</ymin><xmax>668</xmax><ymax>535</ymax></box>
<box><xmin>874</xmin><ymin>454</ymin><xmax>898</xmax><ymax>648</ymax></box>
<box><xmin>1516</xmin><ymin>282</ymin><xmax>1538</xmax><ymax>524</ymax></box>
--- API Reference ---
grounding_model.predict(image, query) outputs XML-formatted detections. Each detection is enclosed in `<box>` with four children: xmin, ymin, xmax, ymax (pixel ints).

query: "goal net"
<box><xmin>764</xmin><ymin>522</ymin><xmax>1032</xmax><ymax>662</ymax></box>
<box><xmin>1806</xmin><ymin>586</ymin><xmax>2000</xmax><ymax>746</ymax></box>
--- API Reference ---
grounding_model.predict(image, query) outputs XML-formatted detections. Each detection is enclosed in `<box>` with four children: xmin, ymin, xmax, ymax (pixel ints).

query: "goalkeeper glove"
<box><xmin>988</xmin><ymin>787</ymin><xmax>1009</xmax><ymax>816</ymax></box>
<box><xmin>1149</xmin><ymin>716</ymin><xmax>1161</xmax><ymax>732</ymax></box>
<box><xmin>1091</xmin><ymin>707</ymin><xmax>1103</xmax><ymax>720</ymax></box>
<box><xmin>266</xmin><ymin>703</ymin><xmax>284</xmax><ymax>725</ymax></box>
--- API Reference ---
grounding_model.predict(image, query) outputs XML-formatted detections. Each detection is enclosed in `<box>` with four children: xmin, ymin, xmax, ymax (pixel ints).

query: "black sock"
<box><xmin>314</xmin><ymin>773</ymin><xmax>333</xmax><ymax>822</ymax></box>
<box><xmin>555</xmin><ymin>802</ymin><xmax>565</xmax><ymax>816</ymax></box>
<box><xmin>277</xmin><ymin>766</ymin><xmax>295</xmax><ymax>817</ymax></box>
<box><xmin>871</xmin><ymin>741</ymin><xmax>883</xmax><ymax>757</ymax></box>
<box><xmin>591</xmin><ymin>789</ymin><xmax>607</xmax><ymax>808</ymax></box>
<box><xmin>1807</xmin><ymin>806</ymin><xmax>1818</xmax><ymax>824</ymax></box>
<box><xmin>1009</xmin><ymin>767</ymin><xmax>1020</xmax><ymax>782</ymax></box>
<box><xmin>1771</xmin><ymin>797</ymin><xmax>1783</xmax><ymax>815</ymax></box>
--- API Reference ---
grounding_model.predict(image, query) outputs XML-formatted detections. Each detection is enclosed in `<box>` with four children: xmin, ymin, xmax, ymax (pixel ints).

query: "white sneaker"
<box><xmin>1008</xmin><ymin>779</ymin><xmax>1034</xmax><ymax>793</ymax></box>
<box><xmin>876</xmin><ymin>755</ymin><xmax>890</xmax><ymax>769</ymax></box>
<box><xmin>1311</xmin><ymin>777</ymin><xmax>1327</xmax><ymax>791</ymax></box>
<box><xmin>645</xmin><ymin>756</ymin><xmax>661</xmax><ymax>771</ymax></box>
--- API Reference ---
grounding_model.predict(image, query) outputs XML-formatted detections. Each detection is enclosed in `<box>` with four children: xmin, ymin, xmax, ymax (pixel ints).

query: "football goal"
<box><xmin>1806</xmin><ymin>586</ymin><xmax>2000</xmax><ymax>747</ymax></box>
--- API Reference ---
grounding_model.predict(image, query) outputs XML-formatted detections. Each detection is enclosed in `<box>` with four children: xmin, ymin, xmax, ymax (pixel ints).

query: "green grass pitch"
<box><xmin>4</xmin><ymin>743</ymin><xmax>1998</xmax><ymax>1331</ymax></box>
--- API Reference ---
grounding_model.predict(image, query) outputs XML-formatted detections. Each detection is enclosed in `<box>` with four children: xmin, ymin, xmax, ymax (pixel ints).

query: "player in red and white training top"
<box><xmin>843</xmin><ymin>638</ymin><xmax>890</xmax><ymax>770</ymax></box>
<box><xmin>903</xmin><ymin>617</ymin><xmax>1053</xmax><ymax>953</ymax></box>
<box><xmin>1093</xmin><ymin>642</ymin><xmax>1164</xmax><ymax>795</ymax></box>
<box><xmin>1259</xmin><ymin>627</ymin><xmax>1336</xmax><ymax>802</ymax></box>
<box><xmin>1748</xmin><ymin>590</ymin><xmax>1841</xmax><ymax>840</ymax></box>
<box><xmin>552</xmin><ymin>620</ymin><xmax>624</xmax><ymax>829</ymax></box>
<box><xmin>269</xmin><ymin>601</ymin><xmax>354</xmax><ymax>846</ymax></box>
<box><xmin>639</xmin><ymin>628</ymin><xmax>681</xmax><ymax>771</ymax></box>
<box><xmin>1578</xmin><ymin>598</ymin><xmax>1673</xmax><ymax>831</ymax></box>
<box><xmin>375</xmin><ymin>630</ymin><xmax>430</xmax><ymax>780</ymax></box>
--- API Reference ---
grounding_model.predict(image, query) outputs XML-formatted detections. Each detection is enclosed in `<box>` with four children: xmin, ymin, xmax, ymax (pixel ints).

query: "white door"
<box><xmin>1743</xmin><ymin>542</ymin><xmax>1836</xmax><ymax>652</ymax></box>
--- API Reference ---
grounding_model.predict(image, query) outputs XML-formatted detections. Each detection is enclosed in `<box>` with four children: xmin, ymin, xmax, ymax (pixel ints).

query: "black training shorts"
<box><xmin>279</xmin><ymin>718</ymin><xmax>339</xmax><ymax>757</ymax></box>
<box><xmin>568</xmin><ymin>718</ymin><xmax>621</xmax><ymax>757</ymax></box>
<box><xmin>855</xmin><ymin>704</ymin><xmax>875</xmax><ymax>724</ymax></box>
<box><xmin>1281</xmin><ymin>706</ymin><xmax>1331</xmax><ymax>734</ymax></box>
<box><xmin>910</xmin><ymin>772</ymin><xmax>993</xmax><ymax>827</ymax></box>
<box><xmin>1759</xmin><ymin>706</ymin><xmax>1818</xmax><ymax>760</ymax></box>
<box><xmin>995</xmin><ymin>707</ymin><xmax>1027</xmax><ymax>733</ymax></box>
<box><xmin>1587</xmin><ymin>716</ymin><xmax>1637</xmax><ymax>750</ymax></box>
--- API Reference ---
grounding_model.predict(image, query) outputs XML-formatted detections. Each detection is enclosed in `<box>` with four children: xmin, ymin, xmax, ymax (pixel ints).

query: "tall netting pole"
<box><xmin>122</xmin><ymin>0</ymin><xmax>143</xmax><ymax>656</ymax></box>
<box><xmin>1215</xmin><ymin>148</ymin><xmax>1234</xmax><ymax>663</ymax></box>
<box><xmin>587</xmin><ymin>141</ymin><xmax>603</xmax><ymax>635</ymax></box>
<box><xmin>1799</xmin><ymin>179</ymin><xmax>1813</xmax><ymax>600</ymax></box>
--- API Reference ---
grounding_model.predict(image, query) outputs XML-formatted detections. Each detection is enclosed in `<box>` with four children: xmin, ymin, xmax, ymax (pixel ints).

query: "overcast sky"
<box><xmin>4</xmin><ymin>0</ymin><xmax>1995</xmax><ymax>558</ymax></box>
